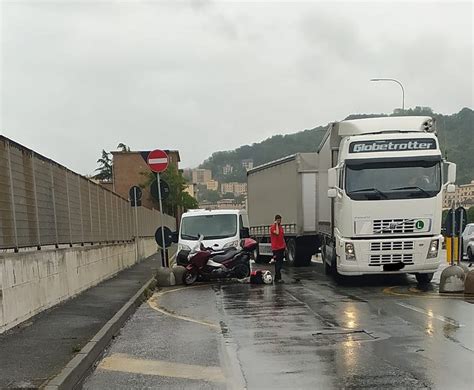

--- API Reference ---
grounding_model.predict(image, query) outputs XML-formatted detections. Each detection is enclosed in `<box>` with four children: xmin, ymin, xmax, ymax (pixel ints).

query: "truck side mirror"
<box><xmin>447</xmin><ymin>162</ymin><xmax>456</xmax><ymax>184</ymax></box>
<box><xmin>328</xmin><ymin>188</ymin><xmax>337</xmax><ymax>198</ymax></box>
<box><xmin>447</xmin><ymin>184</ymin><xmax>455</xmax><ymax>193</ymax></box>
<box><xmin>328</xmin><ymin>168</ymin><xmax>337</xmax><ymax>188</ymax></box>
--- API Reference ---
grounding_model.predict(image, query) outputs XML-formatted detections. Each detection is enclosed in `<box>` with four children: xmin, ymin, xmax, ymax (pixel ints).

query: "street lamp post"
<box><xmin>370</xmin><ymin>78</ymin><xmax>405</xmax><ymax>111</ymax></box>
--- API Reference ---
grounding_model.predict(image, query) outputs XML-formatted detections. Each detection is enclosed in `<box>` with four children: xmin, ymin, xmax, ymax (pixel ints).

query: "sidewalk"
<box><xmin>0</xmin><ymin>252</ymin><xmax>166</xmax><ymax>389</ymax></box>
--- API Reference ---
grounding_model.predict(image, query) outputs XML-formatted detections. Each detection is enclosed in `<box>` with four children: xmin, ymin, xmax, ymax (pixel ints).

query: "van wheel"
<box><xmin>285</xmin><ymin>239</ymin><xmax>296</xmax><ymax>267</ymax></box>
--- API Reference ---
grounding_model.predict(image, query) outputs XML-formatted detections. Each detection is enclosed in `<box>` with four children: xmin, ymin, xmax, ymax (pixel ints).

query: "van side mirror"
<box><xmin>328</xmin><ymin>188</ymin><xmax>337</xmax><ymax>198</ymax></box>
<box><xmin>171</xmin><ymin>232</ymin><xmax>179</xmax><ymax>243</ymax></box>
<box><xmin>240</xmin><ymin>227</ymin><xmax>250</xmax><ymax>238</ymax></box>
<box><xmin>328</xmin><ymin>168</ymin><xmax>337</xmax><ymax>188</ymax></box>
<box><xmin>447</xmin><ymin>162</ymin><xmax>456</xmax><ymax>184</ymax></box>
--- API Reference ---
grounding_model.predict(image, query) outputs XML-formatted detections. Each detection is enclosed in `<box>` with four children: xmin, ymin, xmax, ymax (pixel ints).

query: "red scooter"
<box><xmin>182</xmin><ymin>236</ymin><xmax>257</xmax><ymax>285</ymax></box>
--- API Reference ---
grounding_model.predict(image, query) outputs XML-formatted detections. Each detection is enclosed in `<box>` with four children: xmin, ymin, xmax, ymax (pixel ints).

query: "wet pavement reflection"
<box><xmin>84</xmin><ymin>259</ymin><xmax>474</xmax><ymax>389</ymax></box>
<box><xmin>214</xmin><ymin>261</ymin><xmax>473</xmax><ymax>389</ymax></box>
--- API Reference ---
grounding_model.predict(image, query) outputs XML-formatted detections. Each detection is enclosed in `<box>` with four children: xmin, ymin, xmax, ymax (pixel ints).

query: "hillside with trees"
<box><xmin>200</xmin><ymin>107</ymin><xmax>473</xmax><ymax>185</ymax></box>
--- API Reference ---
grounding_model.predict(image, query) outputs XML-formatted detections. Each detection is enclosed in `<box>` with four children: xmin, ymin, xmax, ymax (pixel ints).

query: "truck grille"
<box><xmin>369</xmin><ymin>253</ymin><xmax>414</xmax><ymax>266</ymax></box>
<box><xmin>373</xmin><ymin>219</ymin><xmax>415</xmax><ymax>234</ymax></box>
<box><xmin>370</xmin><ymin>241</ymin><xmax>414</xmax><ymax>251</ymax></box>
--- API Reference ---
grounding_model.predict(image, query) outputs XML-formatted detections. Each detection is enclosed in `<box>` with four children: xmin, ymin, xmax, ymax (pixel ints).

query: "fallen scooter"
<box><xmin>182</xmin><ymin>235</ymin><xmax>257</xmax><ymax>285</ymax></box>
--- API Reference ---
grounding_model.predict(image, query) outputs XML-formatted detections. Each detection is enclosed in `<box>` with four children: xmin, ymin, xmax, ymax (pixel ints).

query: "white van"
<box><xmin>178</xmin><ymin>209</ymin><xmax>250</xmax><ymax>253</ymax></box>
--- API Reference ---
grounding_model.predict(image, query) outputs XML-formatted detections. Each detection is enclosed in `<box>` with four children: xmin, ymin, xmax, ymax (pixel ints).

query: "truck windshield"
<box><xmin>180</xmin><ymin>214</ymin><xmax>238</xmax><ymax>240</ymax></box>
<box><xmin>345</xmin><ymin>160</ymin><xmax>441</xmax><ymax>200</ymax></box>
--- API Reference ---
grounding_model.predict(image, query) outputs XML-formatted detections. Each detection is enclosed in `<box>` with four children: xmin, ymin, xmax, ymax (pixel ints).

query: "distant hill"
<box><xmin>200</xmin><ymin>107</ymin><xmax>473</xmax><ymax>184</ymax></box>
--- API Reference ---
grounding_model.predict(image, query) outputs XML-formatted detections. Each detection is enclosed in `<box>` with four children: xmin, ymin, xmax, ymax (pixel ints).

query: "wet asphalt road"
<box><xmin>83</xmin><ymin>255</ymin><xmax>474</xmax><ymax>390</ymax></box>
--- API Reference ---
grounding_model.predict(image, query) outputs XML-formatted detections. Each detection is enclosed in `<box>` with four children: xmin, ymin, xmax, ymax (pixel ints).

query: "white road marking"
<box><xmin>98</xmin><ymin>353</ymin><xmax>225</xmax><ymax>382</ymax></box>
<box><xmin>396</xmin><ymin>302</ymin><xmax>463</xmax><ymax>327</ymax></box>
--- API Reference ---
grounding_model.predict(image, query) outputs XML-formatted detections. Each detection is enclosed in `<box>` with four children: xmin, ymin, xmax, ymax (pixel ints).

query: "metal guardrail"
<box><xmin>0</xmin><ymin>136</ymin><xmax>175</xmax><ymax>251</ymax></box>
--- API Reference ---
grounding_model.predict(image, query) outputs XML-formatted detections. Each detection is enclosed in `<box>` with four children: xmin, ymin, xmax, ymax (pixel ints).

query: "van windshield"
<box><xmin>180</xmin><ymin>214</ymin><xmax>238</xmax><ymax>240</ymax></box>
<box><xmin>346</xmin><ymin>159</ymin><xmax>441</xmax><ymax>200</ymax></box>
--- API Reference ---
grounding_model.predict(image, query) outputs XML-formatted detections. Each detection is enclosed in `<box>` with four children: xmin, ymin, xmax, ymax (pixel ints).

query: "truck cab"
<box><xmin>177</xmin><ymin>209</ymin><xmax>250</xmax><ymax>254</ymax></box>
<box><xmin>322</xmin><ymin>116</ymin><xmax>456</xmax><ymax>283</ymax></box>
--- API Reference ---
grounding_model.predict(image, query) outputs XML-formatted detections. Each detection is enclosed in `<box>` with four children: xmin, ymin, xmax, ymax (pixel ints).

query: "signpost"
<box><xmin>151</xmin><ymin>179</ymin><xmax>170</xmax><ymax>202</ymax></box>
<box><xmin>155</xmin><ymin>226</ymin><xmax>174</xmax><ymax>249</ymax></box>
<box><xmin>147</xmin><ymin>149</ymin><xmax>169</xmax><ymax>267</ymax></box>
<box><xmin>129</xmin><ymin>186</ymin><xmax>142</xmax><ymax>261</ymax></box>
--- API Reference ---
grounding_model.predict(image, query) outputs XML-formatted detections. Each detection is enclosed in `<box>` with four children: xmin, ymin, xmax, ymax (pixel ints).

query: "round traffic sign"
<box><xmin>147</xmin><ymin>149</ymin><xmax>169</xmax><ymax>173</ymax></box>
<box><xmin>155</xmin><ymin>226</ymin><xmax>173</xmax><ymax>248</ymax></box>
<box><xmin>129</xmin><ymin>186</ymin><xmax>142</xmax><ymax>201</ymax></box>
<box><xmin>151</xmin><ymin>179</ymin><xmax>170</xmax><ymax>201</ymax></box>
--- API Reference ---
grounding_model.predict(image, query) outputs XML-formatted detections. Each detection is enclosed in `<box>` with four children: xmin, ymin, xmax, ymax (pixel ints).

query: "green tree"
<box><xmin>117</xmin><ymin>143</ymin><xmax>131</xmax><ymax>152</ymax></box>
<box><xmin>181</xmin><ymin>192</ymin><xmax>199</xmax><ymax>210</ymax></box>
<box><xmin>93</xmin><ymin>150</ymin><xmax>112</xmax><ymax>181</ymax></box>
<box><xmin>140</xmin><ymin>163</ymin><xmax>198</xmax><ymax>214</ymax></box>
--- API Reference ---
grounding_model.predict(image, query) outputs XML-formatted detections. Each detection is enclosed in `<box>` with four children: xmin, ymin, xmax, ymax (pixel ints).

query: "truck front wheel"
<box><xmin>415</xmin><ymin>273</ymin><xmax>434</xmax><ymax>285</ymax></box>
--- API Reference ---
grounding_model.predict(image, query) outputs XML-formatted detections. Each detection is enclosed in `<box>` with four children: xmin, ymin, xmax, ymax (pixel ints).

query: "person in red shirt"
<box><xmin>270</xmin><ymin>214</ymin><xmax>286</xmax><ymax>283</ymax></box>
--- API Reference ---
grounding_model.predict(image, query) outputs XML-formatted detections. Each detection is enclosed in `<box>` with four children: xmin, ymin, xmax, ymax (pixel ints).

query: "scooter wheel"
<box><xmin>233</xmin><ymin>264</ymin><xmax>250</xmax><ymax>279</ymax></box>
<box><xmin>183</xmin><ymin>269</ymin><xmax>198</xmax><ymax>285</ymax></box>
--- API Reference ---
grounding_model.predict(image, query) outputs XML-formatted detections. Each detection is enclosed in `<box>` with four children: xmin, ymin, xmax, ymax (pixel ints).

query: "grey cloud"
<box><xmin>1</xmin><ymin>1</ymin><xmax>472</xmax><ymax>173</ymax></box>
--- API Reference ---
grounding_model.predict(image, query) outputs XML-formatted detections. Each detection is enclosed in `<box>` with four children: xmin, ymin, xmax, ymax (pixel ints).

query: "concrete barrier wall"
<box><xmin>0</xmin><ymin>238</ymin><xmax>157</xmax><ymax>334</ymax></box>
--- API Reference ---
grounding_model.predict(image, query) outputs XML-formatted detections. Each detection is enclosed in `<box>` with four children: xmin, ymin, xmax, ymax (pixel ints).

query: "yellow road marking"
<box><xmin>383</xmin><ymin>286</ymin><xmax>468</xmax><ymax>299</ymax></box>
<box><xmin>98</xmin><ymin>353</ymin><xmax>226</xmax><ymax>383</ymax></box>
<box><xmin>147</xmin><ymin>286</ymin><xmax>220</xmax><ymax>330</ymax></box>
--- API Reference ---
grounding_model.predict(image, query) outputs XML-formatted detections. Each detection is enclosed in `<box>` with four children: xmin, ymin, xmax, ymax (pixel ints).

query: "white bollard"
<box><xmin>439</xmin><ymin>265</ymin><xmax>465</xmax><ymax>293</ymax></box>
<box><xmin>156</xmin><ymin>267</ymin><xmax>176</xmax><ymax>287</ymax></box>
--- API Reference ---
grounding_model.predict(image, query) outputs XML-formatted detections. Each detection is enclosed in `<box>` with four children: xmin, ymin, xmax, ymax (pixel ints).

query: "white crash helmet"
<box><xmin>262</xmin><ymin>270</ymin><xmax>273</xmax><ymax>284</ymax></box>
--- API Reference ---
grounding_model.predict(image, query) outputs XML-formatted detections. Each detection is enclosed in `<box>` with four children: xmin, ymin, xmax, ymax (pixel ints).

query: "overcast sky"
<box><xmin>1</xmin><ymin>0</ymin><xmax>472</xmax><ymax>174</ymax></box>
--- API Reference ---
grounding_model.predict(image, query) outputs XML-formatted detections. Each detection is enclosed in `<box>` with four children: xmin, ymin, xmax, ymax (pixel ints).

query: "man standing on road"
<box><xmin>270</xmin><ymin>214</ymin><xmax>286</xmax><ymax>283</ymax></box>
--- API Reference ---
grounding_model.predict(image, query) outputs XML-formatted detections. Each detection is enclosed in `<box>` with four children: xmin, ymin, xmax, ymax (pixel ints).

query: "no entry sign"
<box><xmin>147</xmin><ymin>149</ymin><xmax>169</xmax><ymax>173</ymax></box>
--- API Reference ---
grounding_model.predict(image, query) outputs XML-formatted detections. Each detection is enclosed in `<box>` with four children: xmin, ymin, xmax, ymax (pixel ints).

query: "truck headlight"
<box><xmin>224</xmin><ymin>240</ymin><xmax>239</xmax><ymax>249</ymax></box>
<box><xmin>427</xmin><ymin>239</ymin><xmax>439</xmax><ymax>259</ymax></box>
<box><xmin>345</xmin><ymin>242</ymin><xmax>356</xmax><ymax>261</ymax></box>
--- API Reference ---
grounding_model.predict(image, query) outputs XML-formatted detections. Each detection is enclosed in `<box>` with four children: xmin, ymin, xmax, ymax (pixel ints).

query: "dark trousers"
<box><xmin>273</xmin><ymin>249</ymin><xmax>285</xmax><ymax>281</ymax></box>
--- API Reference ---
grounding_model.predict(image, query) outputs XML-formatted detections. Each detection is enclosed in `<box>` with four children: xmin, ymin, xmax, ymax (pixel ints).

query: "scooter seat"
<box><xmin>211</xmin><ymin>248</ymin><xmax>238</xmax><ymax>263</ymax></box>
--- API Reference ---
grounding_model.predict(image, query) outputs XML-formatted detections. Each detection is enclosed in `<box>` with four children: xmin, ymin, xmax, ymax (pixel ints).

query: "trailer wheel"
<box><xmin>285</xmin><ymin>239</ymin><xmax>296</xmax><ymax>267</ymax></box>
<box><xmin>296</xmin><ymin>247</ymin><xmax>313</xmax><ymax>267</ymax></box>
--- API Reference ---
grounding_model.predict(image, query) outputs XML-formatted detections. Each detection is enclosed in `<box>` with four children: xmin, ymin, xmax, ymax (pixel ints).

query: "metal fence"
<box><xmin>0</xmin><ymin>136</ymin><xmax>175</xmax><ymax>250</ymax></box>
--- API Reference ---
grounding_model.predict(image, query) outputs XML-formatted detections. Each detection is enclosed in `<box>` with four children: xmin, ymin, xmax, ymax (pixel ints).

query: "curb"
<box><xmin>42</xmin><ymin>277</ymin><xmax>156</xmax><ymax>390</ymax></box>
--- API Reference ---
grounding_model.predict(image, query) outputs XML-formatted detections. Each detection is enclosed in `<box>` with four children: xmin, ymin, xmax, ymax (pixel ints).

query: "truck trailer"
<box><xmin>247</xmin><ymin>116</ymin><xmax>456</xmax><ymax>282</ymax></box>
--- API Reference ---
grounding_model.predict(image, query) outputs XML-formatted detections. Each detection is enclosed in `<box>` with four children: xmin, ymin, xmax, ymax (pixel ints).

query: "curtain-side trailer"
<box><xmin>247</xmin><ymin>153</ymin><xmax>321</xmax><ymax>266</ymax></box>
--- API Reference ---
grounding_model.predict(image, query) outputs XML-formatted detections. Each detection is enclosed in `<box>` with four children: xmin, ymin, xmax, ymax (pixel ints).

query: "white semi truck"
<box><xmin>247</xmin><ymin>116</ymin><xmax>456</xmax><ymax>283</ymax></box>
